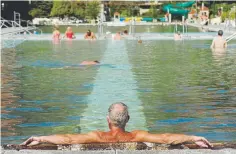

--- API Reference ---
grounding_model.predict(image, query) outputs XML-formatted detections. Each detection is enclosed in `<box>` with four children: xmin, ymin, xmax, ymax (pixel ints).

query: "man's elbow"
<box><xmin>161</xmin><ymin>133</ymin><xmax>176</xmax><ymax>144</ymax></box>
<box><xmin>60</xmin><ymin>134</ymin><xmax>74</xmax><ymax>144</ymax></box>
<box><xmin>160</xmin><ymin>133</ymin><xmax>185</xmax><ymax>145</ymax></box>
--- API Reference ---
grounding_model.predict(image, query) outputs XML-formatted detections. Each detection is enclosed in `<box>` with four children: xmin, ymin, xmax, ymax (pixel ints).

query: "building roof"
<box><xmin>189</xmin><ymin>10</ymin><xmax>196</xmax><ymax>14</ymax></box>
<box><xmin>200</xmin><ymin>6</ymin><xmax>209</xmax><ymax>11</ymax></box>
<box><xmin>114</xmin><ymin>12</ymin><xmax>120</xmax><ymax>15</ymax></box>
<box><xmin>106</xmin><ymin>1</ymin><xmax>162</xmax><ymax>6</ymax></box>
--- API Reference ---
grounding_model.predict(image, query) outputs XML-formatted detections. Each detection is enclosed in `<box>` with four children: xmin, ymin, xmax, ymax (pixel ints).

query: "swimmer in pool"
<box><xmin>52</xmin><ymin>25</ymin><xmax>61</xmax><ymax>40</ymax></box>
<box><xmin>22</xmin><ymin>102</ymin><xmax>212</xmax><ymax>148</ymax></box>
<box><xmin>174</xmin><ymin>31</ymin><xmax>182</xmax><ymax>40</ymax></box>
<box><xmin>50</xmin><ymin>61</ymin><xmax>100</xmax><ymax>70</ymax></box>
<box><xmin>84</xmin><ymin>30</ymin><xmax>96</xmax><ymax>40</ymax></box>
<box><xmin>137</xmin><ymin>36</ymin><xmax>142</xmax><ymax>43</ymax></box>
<box><xmin>113</xmin><ymin>32</ymin><xmax>121</xmax><ymax>40</ymax></box>
<box><xmin>80</xmin><ymin>60</ymin><xmax>100</xmax><ymax>65</ymax></box>
<box><xmin>123</xmin><ymin>29</ymin><xmax>128</xmax><ymax>35</ymax></box>
<box><xmin>211</xmin><ymin>30</ymin><xmax>227</xmax><ymax>49</ymax></box>
<box><xmin>63</xmin><ymin>27</ymin><xmax>76</xmax><ymax>39</ymax></box>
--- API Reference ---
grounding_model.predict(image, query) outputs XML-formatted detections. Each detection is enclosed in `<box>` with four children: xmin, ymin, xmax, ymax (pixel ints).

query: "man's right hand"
<box><xmin>192</xmin><ymin>136</ymin><xmax>213</xmax><ymax>148</ymax></box>
<box><xmin>20</xmin><ymin>136</ymin><xmax>42</xmax><ymax>146</ymax></box>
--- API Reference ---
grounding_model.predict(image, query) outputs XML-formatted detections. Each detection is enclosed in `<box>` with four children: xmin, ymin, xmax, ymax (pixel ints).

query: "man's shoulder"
<box><xmin>129</xmin><ymin>130</ymin><xmax>149</xmax><ymax>142</ymax></box>
<box><xmin>130</xmin><ymin>130</ymin><xmax>149</xmax><ymax>136</ymax></box>
<box><xmin>88</xmin><ymin>130</ymin><xmax>106</xmax><ymax>136</ymax></box>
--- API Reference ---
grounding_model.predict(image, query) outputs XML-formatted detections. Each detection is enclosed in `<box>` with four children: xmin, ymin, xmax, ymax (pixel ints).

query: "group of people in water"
<box><xmin>52</xmin><ymin>25</ymin><xmax>227</xmax><ymax>50</ymax></box>
<box><xmin>52</xmin><ymin>25</ymin><xmax>132</xmax><ymax>41</ymax></box>
<box><xmin>52</xmin><ymin>26</ymin><xmax>227</xmax><ymax>66</ymax></box>
<box><xmin>52</xmin><ymin>25</ymin><xmax>96</xmax><ymax>40</ymax></box>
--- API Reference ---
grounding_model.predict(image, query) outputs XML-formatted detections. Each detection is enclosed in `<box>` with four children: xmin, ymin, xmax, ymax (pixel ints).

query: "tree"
<box><xmin>29</xmin><ymin>1</ymin><xmax>53</xmax><ymax>18</ymax></box>
<box><xmin>85</xmin><ymin>1</ymin><xmax>101</xmax><ymax>20</ymax></box>
<box><xmin>29</xmin><ymin>8</ymin><xmax>45</xmax><ymax>18</ymax></box>
<box><xmin>50</xmin><ymin>1</ymin><xmax>74</xmax><ymax>17</ymax></box>
<box><xmin>73</xmin><ymin>2</ymin><xmax>86</xmax><ymax>18</ymax></box>
<box><xmin>109</xmin><ymin>2</ymin><xmax>130</xmax><ymax>17</ymax></box>
<box><xmin>150</xmin><ymin>5</ymin><xmax>158</xmax><ymax>18</ymax></box>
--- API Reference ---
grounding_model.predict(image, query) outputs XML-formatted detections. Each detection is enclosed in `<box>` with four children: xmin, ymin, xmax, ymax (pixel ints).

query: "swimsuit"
<box><xmin>66</xmin><ymin>32</ymin><xmax>74</xmax><ymax>39</ymax></box>
<box><xmin>53</xmin><ymin>32</ymin><xmax>60</xmax><ymax>40</ymax></box>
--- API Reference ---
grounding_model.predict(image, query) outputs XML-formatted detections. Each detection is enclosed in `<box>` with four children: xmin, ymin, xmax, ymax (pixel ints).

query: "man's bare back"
<box><xmin>211</xmin><ymin>30</ymin><xmax>227</xmax><ymax>49</ymax></box>
<box><xmin>95</xmin><ymin>130</ymin><xmax>136</xmax><ymax>142</ymax></box>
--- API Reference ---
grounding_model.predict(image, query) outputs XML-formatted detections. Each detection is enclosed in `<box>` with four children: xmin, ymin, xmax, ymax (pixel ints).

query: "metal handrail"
<box><xmin>226</xmin><ymin>32</ymin><xmax>236</xmax><ymax>42</ymax></box>
<box><xmin>1</xmin><ymin>18</ymin><xmax>34</xmax><ymax>35</ymax></box>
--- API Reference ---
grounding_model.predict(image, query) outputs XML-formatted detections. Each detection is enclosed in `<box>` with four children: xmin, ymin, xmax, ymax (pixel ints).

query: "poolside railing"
<box><xmin>226</xmin><ymin>32</ymin><xmax>236</xmax><ymax>42</ymax></box>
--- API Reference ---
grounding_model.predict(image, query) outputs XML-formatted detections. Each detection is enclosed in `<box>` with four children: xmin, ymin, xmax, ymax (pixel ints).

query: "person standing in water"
<box><xmin>138</xmin><ymin>36</ymin><xmax>142</xmax><ymax>43</ymax></box>
<box><xmin>113</xmin><ymin>32</ymin><xmax>121</xmax><ymax>40</ymax></box>
<box><xmin>211</xmin><ymin>30</ymin><xmax>227</xmax><ymax>49</ymax></box>
<box><xmin>84</xmin><ymin>30</ymin><xmax>96</xmax><ymax>40</ymax></box>
<box><xmin>123</xmin><ymin>30</ymin><xmax>128</xmax><ymax>35</ymax></box>
<box><xmin>52</xmin><ymin>25</ymin><xmax>61</xmax><ymax>40</ymax></box>
<box><xmin>174</xmin><ymin>31</ymin><xmax>182</xmax><ymax>40</ymax></box>
<box><xmin>64</xmin><ymin>27</ymin><xmax>76</xmax><ymax>39</ymax></box>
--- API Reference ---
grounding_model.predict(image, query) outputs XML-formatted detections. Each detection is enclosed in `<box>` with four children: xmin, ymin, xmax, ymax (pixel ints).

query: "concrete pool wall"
<box><xmin>2</xmin><ymin>142</ymin><xmax>236</xmax><ymax>154</ymax></box>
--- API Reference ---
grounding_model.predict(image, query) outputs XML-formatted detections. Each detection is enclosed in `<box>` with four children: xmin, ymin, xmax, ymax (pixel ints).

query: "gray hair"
<box><xmin>108</xmin><ymin>102</ymin><xmax>129</xmax><ymax>128</ymax></box>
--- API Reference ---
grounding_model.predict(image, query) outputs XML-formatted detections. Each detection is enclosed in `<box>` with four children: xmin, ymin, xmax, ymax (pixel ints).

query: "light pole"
<box><xmin>234</xmin><ymin>6</ymin><xmax>236</xmax><ymax>29</ymax></box>
<box><xmin>1</xmin><ymin>2</ymin><xmax>4</xmax><ymax>11</ymax></box>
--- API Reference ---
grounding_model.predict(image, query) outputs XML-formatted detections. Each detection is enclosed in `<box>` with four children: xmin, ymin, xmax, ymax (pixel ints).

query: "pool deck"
<box><xmin>0</xmin><ymin>26</ymin><xmax>37</xmax><ymax>35</ymax></box>
<box><xmin>187</xmin><ymin>23</ymin><xmax>236</xmax><ymax>34</ymax></box>
<box><xmin>2</xmin><ymin>149</ymin><xmax>236</xmax><ymax>154</ymax></box>
<box><xmin>2</xmin><ymin>142</ymin><xmax>236</xmax><ymax>154</ymax></box>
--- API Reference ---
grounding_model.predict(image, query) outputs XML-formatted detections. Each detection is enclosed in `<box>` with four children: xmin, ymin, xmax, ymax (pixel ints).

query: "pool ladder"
<box><xmin>1</xmin><ymin>12</ymin><xmax>42</xmax><ymax>48</ymax></box>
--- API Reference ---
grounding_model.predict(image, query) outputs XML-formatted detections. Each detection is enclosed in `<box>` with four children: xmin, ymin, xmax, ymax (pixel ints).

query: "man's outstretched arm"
<box><xmin>133</xmin><ymin>131</ymin><xmax>212</xmax><ymax>148</ymax></box>
<box><xmin>21</xmin><ymin>132</ymin><xmax>99</xmax><ymax>146</ymax></box>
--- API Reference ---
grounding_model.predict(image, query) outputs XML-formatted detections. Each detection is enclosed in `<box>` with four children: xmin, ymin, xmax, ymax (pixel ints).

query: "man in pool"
<box><xmin>80</xmin><ymin>60</ymin><xmax>100</xmax><ymax>65</ymax></box>
<box><xmin>50</xmin><ymin>61</ymin><xmax>100</xmax><ymax>70</ymax></box>
<box><xmin>21</xmin><ymin>102</ymin><xmax>212</xmax><ymax>148</ymax></box>
<box><xmin>174</xmin><ymin>31</ymin><xmax>182</xmax><ymax>40</ymax></box>
<box><xmin>211</xmin><ymin>30</ymin><xmax>227</xmax><ymax>49</ymax></box>
<box><xmin>84</xmin><ymin>30</ymin><xmax>96</xmax><ymax>40</ymax></box>
<box><xmin>123</xmin><ymin>30</ymin><xmax>128</xmax><ymax>35</ymax></box>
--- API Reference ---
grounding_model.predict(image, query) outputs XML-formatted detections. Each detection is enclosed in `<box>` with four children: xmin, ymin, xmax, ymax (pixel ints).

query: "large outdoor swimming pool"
<box><xmin>1</xmin><ymin>38</ymin><xmax>236</xmax><ymax>144</ymax></box>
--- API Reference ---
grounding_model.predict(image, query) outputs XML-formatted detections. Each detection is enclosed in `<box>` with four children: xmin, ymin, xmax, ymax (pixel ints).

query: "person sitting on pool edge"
<box><xmin>211</xmin><ymin>30</ymin><xmax>227</xmax><ymax>49</ymax></box>
<box><xmin>21</xmin><ymin>102</ymin><xmax>213</xmax><ymax>148</ymax></box>
<box><xmin>80</xmin><ymin>60</ymin><xmax>100</xmax><ymax>65</ymax></box>
<box><xmin>84</xmin><ymin>30</ymin><xmax>96</xmax><ymax>40</ymax></box>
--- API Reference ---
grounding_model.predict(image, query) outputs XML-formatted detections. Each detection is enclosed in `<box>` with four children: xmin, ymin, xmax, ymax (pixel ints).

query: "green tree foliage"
<box><xmin>209</xmin><ymin>2</ymin><xmax>236</xmax><ymax>18</ymax></box>
<box><xmin>50</xmin><ymin>1</ymin><xmax>72</xmax><ymax>17</ymax></box>
<box><xmin>150</xmin><ymin>5</ymin><xmax>158</xmax><ymax>18</ymax></box>
<box><xmin>73</xmin><ymin>2</ymin><xmax>86</xmax><ymax>18</ymax></box>
<box><xmin>29</xmin><ymin>1</ymin><xmax>53</xmax><ymax>18</ymax></box>
<box><xmin>85</xmin><ymin>1</ymin><xmax>101</xmax><ymax>20</ymax></box>
<box><xmin>50</xmin><ymin>1</ymin><xmax>99</xmax><ymax>19</ymax></box>
<box><xmin>109</xmin><ymin>2</ymin><xmax>140</xmax><ymax>17</ymax></box>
